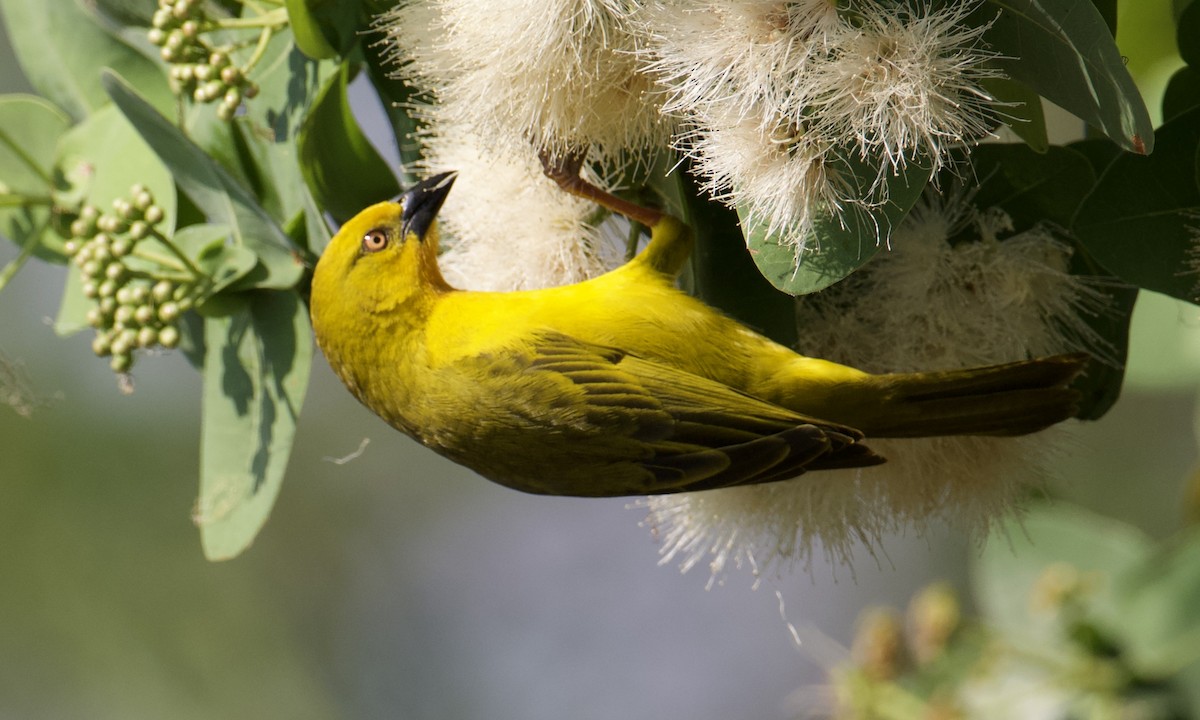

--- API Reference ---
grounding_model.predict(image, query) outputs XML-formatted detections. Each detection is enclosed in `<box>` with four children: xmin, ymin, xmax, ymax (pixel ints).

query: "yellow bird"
<box><xmin>309</xmin><ymin>169</ymin><xmax>1087</xmax><ymax>497</ymax></box>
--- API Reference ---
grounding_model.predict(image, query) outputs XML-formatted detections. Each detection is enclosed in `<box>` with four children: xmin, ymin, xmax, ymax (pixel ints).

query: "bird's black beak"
<box><xmin>400</xmin><ymin>171</ymin><xmax>457</xmax><ymax>242</ymax></box>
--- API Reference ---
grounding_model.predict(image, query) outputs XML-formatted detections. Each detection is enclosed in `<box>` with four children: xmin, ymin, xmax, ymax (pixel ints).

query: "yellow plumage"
<box><xmin>310</xmin><ymin>172</ymin><xmax>1086</xmax><ymax>496</ymax></box>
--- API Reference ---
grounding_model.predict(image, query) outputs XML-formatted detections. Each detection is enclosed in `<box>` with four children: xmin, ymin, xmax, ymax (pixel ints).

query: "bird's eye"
<box><xmin>361</xmin><ymin>228</ymin><xmax>389</xmax><ymax>253</ymax></box>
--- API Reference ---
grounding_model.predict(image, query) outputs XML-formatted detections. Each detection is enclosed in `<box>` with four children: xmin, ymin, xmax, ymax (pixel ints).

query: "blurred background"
<box><xmin>2</xmin><ymin>3</ymin><xmax>1199</xmax><ymax>718</ymax></box>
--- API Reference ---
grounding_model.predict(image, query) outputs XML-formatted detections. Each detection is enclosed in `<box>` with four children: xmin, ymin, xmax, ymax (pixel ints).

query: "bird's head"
<box><xmin>311</xmin><ymin>172</ymin><xmax>457</xmax><ymax>340</ymax></box>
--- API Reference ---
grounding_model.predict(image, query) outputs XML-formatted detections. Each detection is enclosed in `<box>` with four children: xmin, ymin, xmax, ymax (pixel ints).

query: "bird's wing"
<box><xmin>426</xmin><ymin>332</ymin><xmax>882</xmax><ymax>497</ymax></box>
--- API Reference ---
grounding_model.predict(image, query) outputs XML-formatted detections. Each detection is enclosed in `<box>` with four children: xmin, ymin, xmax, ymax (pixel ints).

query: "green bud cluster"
<box><xmin>148</xmin><ymin>0</ymin><xmax>259</xmax><ymax>121</ymax></box>
<box><xmin>65</xmin><ymin>185</ymin><xmax>199</xmax><ymax>374</ymax></box>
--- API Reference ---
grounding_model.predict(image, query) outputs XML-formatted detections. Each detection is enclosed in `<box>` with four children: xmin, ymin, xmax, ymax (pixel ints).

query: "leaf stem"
<box><xmin>125</xmin><ymin>267</ymin><xmax>196</xmax><ymax>284</ymax></box>
<box><xmin>0</xmin><ymin>193</ymin><xmax>54</xmax><ymax>208</ymax></box>
<box><xmin>0</xmin><ymin>219</ymin><xmax>47</xmax><ymax>294</ymax></box>
<box><xmin>213</xmin><ymin>7</ymin><xmax>288</xmax><ymax>30</ymax></box>
<box><xmin>148</xmin><ymin>227</ymin><xmax>210</xmax><ymax>278</ymax></box>
<box><xmin>242</xmin><ymin>24</ymin><xmax>276</xmax><ymax>75</ymax></box>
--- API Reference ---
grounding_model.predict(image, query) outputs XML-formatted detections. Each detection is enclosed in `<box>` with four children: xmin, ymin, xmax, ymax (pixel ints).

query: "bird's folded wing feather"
<box><xmin>431</xmin><ymin>332</ymin><xmax>882</xmax><ymax>496</ymax></box>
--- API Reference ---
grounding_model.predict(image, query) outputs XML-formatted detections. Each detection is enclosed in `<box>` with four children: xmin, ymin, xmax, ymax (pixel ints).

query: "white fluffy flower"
<box><xmin>414</xmin><ymin>107</ymin><xmax>624</xmax><ymax>291</ymax></box>
<box><xmin>378</xmin><ymin>0</ymin><xmax>669</xmax><ymax>166</ymax></box>
<box><xmin>684</xmin><ymin>105</ymin><xmax>849</xmax><ymax>246</ymax></box>
<box><xmin>634</xmin><ymin>0</ymin><xmax>842</xmax><ymax>120</ymax></box>
<box><xmin>801</xmin><ymin>2</ymin><xmax>999</xmax><ymax>184</ymax></box>
<box><xmin>641</xmin><ymin>188</ymin><xmax>1112</xmax><ymax>580</ymax></box>
<box><xmin>636</xmin><ymin>0</ymin><xmax>997</xmax><ymax>248</ymax></box>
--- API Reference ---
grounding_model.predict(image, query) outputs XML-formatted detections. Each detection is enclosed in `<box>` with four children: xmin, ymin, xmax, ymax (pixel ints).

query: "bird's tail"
<box><xmin>844</xmin><ymin>353</ymin><xmax>1090</xmax><ymax>438</ymax></box>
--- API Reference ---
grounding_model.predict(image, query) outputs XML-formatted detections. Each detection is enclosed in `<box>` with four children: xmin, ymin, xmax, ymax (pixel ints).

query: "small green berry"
<box><xmin>74</xmin><ymin>247</ymin><xmax>92</xmax><ymax>266</ymax></box>
<box><xmin>194</xmin><ymin>62</ymin><xmax>215</xmax><ymax>82</ymax></box>
<box><xmin>97</xmin><ymin>214</ymin><xmax>120</xmax><ymax>234</ymax></box>
<box><xmin>82</xmin><ymin>281</ymin><xmax>99</xmax><ymax>299</ymax></box>
<box><xmin>91</xmin><ymin>245</ymin><xmax>111</xmax><ymax>263</ymax></box>
<box><xmin>158</xmin><ymin>301</ymin><xmax>180</xmax><ymax>322</ymax></box>
<box><xmin>152</xmin><ymin>280</ymin><xmax>175</xmax><ymax>303</ymax></box>
<box><xmin>69</xmin><ymin>219</ymin><xmax>90</xmax><ymax>238</ymax></box>
<box><xmin>243</xmin><ymin>83</ymin><xmax>259</xmax><ymax>99</ymax></box>
<box><xmin>133</xmin><ymin>189</ymin><xmax>154</xmax><ymax>211</ymax></box>
<box><xmin>92</xmin><ymin>333</ymin><xmax>113</xmax><ymax>356</ymax></box>
<box><xmin>137</xmin><ymin>326</ymin><xmax>159</xmax><ymax>348</ymax></box>
<box><xmin>64</xmin><ymin>239</ymin><xmax>81</xmax><ymax>256</ymax></box>
<box><xmin>134</xmin><ymin>305</ymin><xmax>155</xmax><ymax>325</ymax></box>
<box><xmin>115</xmin><ymin>305</ymin><xmax>135</xmax><ymax>326</ymax></box>
<box><xmin>159</xmin><ymin>325</ymin><xmax>181</xmax><ymax>349</ymax></box>
<box><xmin>110</xmin><ymin>353</ymin><xmax>133</xmax><ymax>373</ymax></box>
<box><xmin>115</xmin><ymin>286</ymin><xmax>134</xmax><ymax>306</ymax></box>
<box><xmin>86</xmin><ymin>307</ymin><xmax>105</xmax><ymax>329</ymax></box>
<box><xmin>110</xmin><ymin>238</ymin><xmax>131</xmax><ymax>257</ymax></box>
<box><xmin>99</xmin><ymin>297</ymin><xmax>117</xmax><ymax>315</ymax></box>
<box><xmin>180</xmin><ymin>19</ymin><xmax>199</xmax><ymax>37</ymax></box>
<box><xmin>202</xmin><ymin>80</ymin><xmax>224</xmax><ymax>102</ymax></box>
<box><xmin>98</xmin><ymin>280</ymin><xmax>117</xmax><ymax>298</ymax></box>
<box><xmin>220</xmin><ymin>66</ymin><xmax>242</xmax><ymax>86</ymax></box>
<box><xmin>170</xmin><ymin>64</ymin><xmax>194</xmax><ymax>83</ymax></box>
<box><xmin>81</xmin><ymin>260</ymin><xmax>101</xmax><ymax>278</ymax></box>
<box><xmin>113</xmin><ymin>197</ymin><xmax>135</xmax><ymax>219</ymax></box>
<box><xmin>104</xmin><ymin>262</ymin><xmax>125</xmax><ymax>281</ymax></box>
<box><xmin>164</xmin><ymin>29</ymin><xmax>185</xmax><ymax>52</ymax></box>
<box><xmin>216</xmin><ymin>101</ymin><xmax>237</xmax><ymax>121</ymax></box>
<box><xmin>148</xmin><ymin>27</ymin><xmax>166</xmax><ymax>45</ymax></box>
<box><xmin>176</xmin><ymin>296</ymin><xmax>193</xmax><ymax>312</ymax></box>
<box><xmin>144</xmin><ymin>205</ymin><xmax>165</xmax><ymax>225</ymax></box>
<box><xmin>130</xmin><ymin>285</ymin><xmax>150</xmax><ymax>305</ymax></box>
<box><xmin>129</xmin><ymin>221</ymin><xmax>149</xmax><ymax>240</ymax></box>
<box><xmin>151</xmin><ymin>7</ymin><xmax>171</xmax><ymax>28</ymax></box>
<box><xmin>110</xmin><ymin>332</ymin><xmax>131</xmax><ymax>357</ymax></box>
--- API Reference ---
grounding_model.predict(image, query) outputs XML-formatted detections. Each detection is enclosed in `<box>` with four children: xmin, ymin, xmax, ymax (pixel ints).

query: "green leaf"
<box><xmin>1087</xmin><ymin>0</ymin><xmax>1117</xmax><ymax>34</ymax></box>
<box><xmin>285</xmin><ymin>0</ymin><xmax>339</xmax><ymax>59</ymax></box>
<box><xmin>0</xmin><ymin>0</ymin><xmax>171</xmax><ymax>121</ymax></box>
<box><xmin>298</xmin><ymin>62</ymin><xmax>400</xmax><ymax>225</ymax></box>
<box><xmin>982</xmin><ymin>0</ymin><xmax>1155</xmax><ymax>155</ymax></box>
<box><xmin>0</xmin><ymin>94</ymin><xmax>70</xmax><ymax>261</ymax></box>
<box><xmin>1178</xmin><ymin>0</ymin><xmax>1200</xmax><ymax>68</ymax></box>
<box><xmin>103</xmin><ymin>71</ymin><xmax>305</xmax><ymax>290</ymax></box>
<box><xmin>1073</xmin><ymin>105</ymin><xmax>1200</xmax><ymax>304</ymax></box>
<box><xmin>197</xmin><ymin>290</ymin><xmax>312</xmax><ymax>560</ymax></box>
<box><xmin>55</xmin><ymin>103</ymin><xmax>177</xmax><ymax>231</ymax></box>
<box><xmin>973</xmin><ymin>504</ymin><xmax>1153</xmax><ymax>649</ymax></box>
<box><xmin>172</xmin><ymin>224</ymin><xmax>259</xmax><ymax>296</ymax></box>
<box><xmin>742</xmin><ymin>155</ymin><xmax>931</xmax><ymax>296</ymax></box>
<box><xmin>363</xmin><ymin>30</ymin><xmax>423</xmax><ymax>186</ymax></box>
<box><xmin>1113</xmin><ymin>528</ymin><xmax>1200</xmax><ymax>677</ymax></box>
<box><xmin>982</xmin><ymin>77</ymin><xmax>1049</xmax><ymax>153</ymax></box>
<box><xmin>231</xmin><ymin>29</ymin><xmax>339</xmax><ymax>227</ymax></box>
<box><xmin>300</xmin><ymin>183</ymin><xmax>333</xmax><ymax>257</ymax></box>
<box><xmin>284</xmin><ymin>0</ymin><xmax>364</xmax><ymax>60</ymax></box>
<box><xmin>1164</xmin><ymin>66</ymin><xmax>1200</xmax><ymax>122</ymax></box>
<box><xmin>1068</xmin><ymin>137</ymin><xmax>1124</xmax><ymax>177</ymax></box>
<box><xmin>970</xmin><ymin>143</ymin><xmax>1096</xmax><ymax>228</ymax></box>
<box><xmin>53</xmin><ymin>263</ymin><xmax>90</xmax><ymax>336</ymax></box>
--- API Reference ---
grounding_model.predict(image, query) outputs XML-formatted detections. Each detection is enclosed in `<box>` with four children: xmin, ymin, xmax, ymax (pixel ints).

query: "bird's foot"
<box><xmin>538</xmin><ymin>147</ymin><xmax>663</xmax><ymax>228</ymax></box>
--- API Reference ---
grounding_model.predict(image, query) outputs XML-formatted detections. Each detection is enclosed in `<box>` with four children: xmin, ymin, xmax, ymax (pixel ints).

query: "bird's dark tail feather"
<box><xmin>855</xmin><ymin>353</ymin><xmax>1090</xmax><ymax>438</ymax></box>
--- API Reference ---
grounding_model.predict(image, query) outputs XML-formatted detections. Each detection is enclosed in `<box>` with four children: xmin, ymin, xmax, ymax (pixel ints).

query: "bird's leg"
<box><xmin>539</xmin><ymin>148</ymin><xmax>664</xmax><ymax>228</ymax></box>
